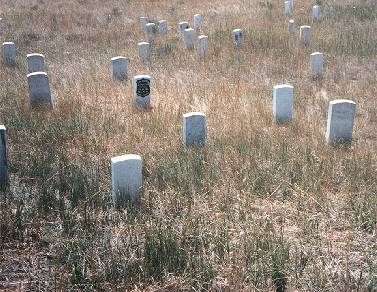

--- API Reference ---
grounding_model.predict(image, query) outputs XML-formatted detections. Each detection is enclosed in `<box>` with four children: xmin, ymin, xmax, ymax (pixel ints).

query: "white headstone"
<box><xmin>27</xmin><ymin>53</ymin><xmax>45</xmax><ymax>73</ymax></box>
<box><xmin>0</xmin><ymin>125</ymin><xmax>8</xmax><ymax>186</ymax></box>
<box><xmin>284</xmin><ymin>1</ymin><xmax>292</xmax><ymax>16</ymax></box>
<box><xmin>326</xmin><ymin>100</ymin><xmax>356</xmax><ymax>144</ymax></box>
<box><xmin>288</xmin><ymin>19</ymin><xmax>295</xmax><ymax>33</ymax></box>
<box><xmin>146</xmin><ymin>23</ymin><xmax>156</xmax><ymax>42</ymax></box>
<box><xmin>289</xmin><ymin>0</ymin><xmax>294</xmax><ymax>10</ymax></box>
<box><xmin>273</xmin><ymin>85</ymin><xmax>293</xmax><ymax>123</ymax></box>
<box><xmin>2</xmin><ymin>42</ymin><xmax>16</xmax><ymax>65</ymax></box>
<box><xmin>193</xmin><ymin>14</ymin><xmax>201</xmax><ymax>30</ymax></box>
<box><xmin>111</xmin><ymin>56</ymin><xmax>128</xmax><ymax>80</ymax></box>
<box><xmin>140</xmin><ymin>17</ymin><xmax>149</xmax><ymax>30</ymax></box>
<box><xmin>183</xmin><ymin>28</ymin><xmax>195</xmax><ymax>49</ymax></box>
<box><xmin>197</xmin><ymin>35</ymin><xmax>208</xmax><ymax>57</ymax></box>
<box><xmin>183</xmin><ymin>112</ymin><xmax>206</xmax><ymax>146</ymax></box>
<box><xmin>138</xmin><ymin>42</ymin><xmax>150</xmax><ymax>61</ymax></box>
<box><xmin>310</xmin><ymin>52</ymin><xmax>323</xmax><ymax>78</ymax></box>
<box><xmin>132</xmin><ymin>75</ymin><xmax>151</xmax><ymax>108</ymax></box>
<box><xmin>312</xmin><ymin>5</ymin><xmax>320</xmax><ymax>20</ymax></box>
<box><xmin>27</xmin><ymin>72</ymin><xmax>53</xmax><ymax>108</ymax></box>
<box><xmin>232</xmin><ymin>29</ymin><xmax>243</xmax><ymax>48</ymax></box>
<box><xmin>179</xmin><ymin>21</ymin><xmax>189</xmax><ymax>33</ymax></box>
<box><xmin>158</xmin><ymin>20</ymin><xmax>167</xmax><ymax>35</ymax></box>
<box><xmin>299</xmin><ymin>26</ymin><xmax>310</xmax><ymax>47</ymax></box>
<box><xmin>111</xmin><ymin>154</ymin><xmax>142</xmax><ymax>205</ymax></box>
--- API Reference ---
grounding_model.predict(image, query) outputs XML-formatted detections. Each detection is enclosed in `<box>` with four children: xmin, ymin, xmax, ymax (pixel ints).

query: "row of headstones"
<box><xmin>110</xmin><ymin>95</ymin><xmax>356</xmax><ymax>205</ymax></box>
<box><xmin>284</xmin><ymin>0</ymin><xmax>320</xmax><ymax>21</ymax></box>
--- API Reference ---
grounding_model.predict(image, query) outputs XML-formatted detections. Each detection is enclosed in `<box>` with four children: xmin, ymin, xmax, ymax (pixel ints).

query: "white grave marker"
<box><xmin>273</xmin><ymin>85</ymin><xmax>293</xmax><ymax>123</ymax></box>
<box><xmin>183</xmin><ymin>28</ymin><xmax>195</xmax><ymax>49</ymax></box>
<box><xmin>288</xmin><ymin>19</ymin><xmax>295</xmax><ymax>33</ymax></box>
<box><xmin>146</xmin><ymin>23</ymin><xmax>156</xmax><ymax>41</ymax></box>
<box><xmin>140</xmin><ymin>17</ymin><xmax>149</xmax><ymax>30</ymax></box>
<box><xmin>310</xmin><ymin>52</ymin><xmax>323</xmax><ymax>77</ymax></box>
<box><xmin>284</xmin><ymin>1</ymin><xmax>292</xmax><ymax>16</ymax></box>
<box><xmin>312</xmin><ymin>6</ymin><xmax>320</xmax><ymax>20</ymax></box>
<box><xmin>197</xmin><ymin>35</ymin><xmax>208</xmax><ymax>57</ymax></box>
<box><xmin>0</xmin><ymin>125</ymin><xmax>8</xmax><ymax>186</ymax></box>
<box><xmin>111</xmin><ymin>154</ymin><xmax>142</xmax><ymax>205</ymax></box>
<box><xmin>2</xmin><ymin>42</ymin><xmax>15</xmax><ymax>65</ymax></box>
<box><xmin>179</xmin><ymin>21</ymin><xmax>189</xmax><ymax>33</ymax></box>
<box><xmin>138</xmin><ymin>42</ymin><xmax>150</xmax><ymax>61</ymax></box>
<box><xmin>299</xmin><ymin>26</ymin><xmax>310</xmax><ymax>47</ymax></box>
<box><xmin>158</xmin><ymin>20</ymin><xmax>167</xmax><ymax>35</ymax></box>
<box><xmin>232</xmin><ymin>29</ymin><xmax>243</xmax><ymax>48</ymax></box>
<box><xmin>27</xmin><ymin>72</ymin><xmax>53</xmax><ymax>108</ymax></box>
<box><xmin>183</xmin><ymin>112</ymin><xmax>206</xmax><ymax>146</ymax></box>
<box><xmin>326</xmin><ymin>100</ymin><xmax>356</xmax><ymax>144</ymax></box>
<box><xmin>194</xmin><ymin>14</ymin><xmax>201</xmax><ymax>30</ymax></box>
<box><xmin>133</xmin><ymin>75</ymin><xmax>151</xmax><ymax>108</ymax></box>
<box><xmin>111</xmin><ymin>56</ymin><xmax>128</xmax><ymax>80</ymax></box>
<box><xmin>27</xmin><ymin>53</ymin><xmax>45</xmax><ymax>73</ymax></box>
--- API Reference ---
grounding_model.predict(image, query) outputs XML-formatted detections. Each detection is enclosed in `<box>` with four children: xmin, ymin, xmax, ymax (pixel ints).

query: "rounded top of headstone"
<box><xmin>140</xmin><ymin>16</ymin><xmax>148</xmax><ymax>20</ymax></box>
<box><xmin>159</xmin><ymin>20</ymin><xmax>167</xmax><ymax>23</ymax></box>
<box><xmin>146</xmin><ymin>22</ymin><xmax>155</xmax><ymax>26</ymax></box>
<box><xmin>27</xmin><ymin>53</ymin><xmax>44</xmax><ymax>58</ymax></box>
<box><xmin>111</xmin><ymin>154</ymin><xmax>142</xmax><ymax>164</ymax></box>
<box><xmin>330</xmin><ymin>99</ymin><xmax>356</xmax><ymax>105</ymax></box>
<box><xmin>194</xmin><ymin>14</ymin><xmax>201</xmax><ymax>17</ymax></box>
<box><xmin>311</xmin><ymin>52</ymin><xmax>323</xmax><ymax>56</ymax></box>
<box><xmin>198</xmin><ymin>35</ymin><xmax>208</xmax><ymax>39</ymax></box>
<box><xmin>133</xmin><ymin>74</ymin><xmax>151</xmax><ymax>80</ymax></box>
<box><xmin>27</xmin><ymin>71</ymin><xmax>48</xmax><ymax>78</ymax></box>
<box><xmin>0</xmin><ymin>125</ymin><xmax>6</xmax><ymax>131</ymax></box>
<box><xmin>111</xmin><ymin>56</ymin><xmax>127</xmax><ymax>61</ymax></box>
<box><xmin>233</xmin><ymin>28</ymin><xmax>242</xmax><ymax>32</ymax></box>
<box><xmin>289</xmin><ymin>19</ymin><xmax>295</xmax><ymax>23</ymax></box>
<box><xmin>2</xmin><ymin>42</ymin><xmax>14</xmax><ymax>45</ymax></box>
<box><xmin>179</xmin><ymin>21</ymin><xmax>189</xmax><ymax>25</ymax></box>
<box><xmin>274</xmin><ymin>84</ymin><xmax>293</xmax><ymax>89</ymax></box>
<box><xmin>185</xmin><ymin>28</ymin><xmax>195</xmax><ymax>32</ymax></box>
<box><xmin>138</xmin><ymin>42</ymin><xmax>150</xmax><ymax>46</ymax></box>
<box><xmin>300</xmin><ymin>25</ymin><xmax>311</xmax><ymax>29</ymax></box>
<box><xmin>313</xmin><ymin>5</ymin><xmax>319</xmax><ymax>8</ymax></box>
<box><xmin>183</xmin><ymin>112</ymin><xmax>206</xmax><ymax>118</ymax></box>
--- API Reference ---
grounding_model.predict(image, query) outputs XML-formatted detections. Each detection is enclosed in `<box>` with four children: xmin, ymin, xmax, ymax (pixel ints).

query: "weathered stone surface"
<box><xmin>159</xmin><ymin>20</ymin><xmax>167</xmax><ymax>35</ymax></box>
<box><xmin>312</xmin><ymin>5</ymin><xmax>320</xmax><ymax>20</ymax></box>
<box><xmin>284</xmin><ymin>1</ymin><xmax>292</xmax><ymax>16</ymax></box>
<box><xmin>111</xmin><ymin>154</ymin><xmax>142</xmax><ymax>205</ymax></box>
<box><xmin>288</xmin><ymin>19</ymin><xmax>295</xmax><ymax>33</ymax></box>
<box><xmin>183</xmin><ymin>28</ymin><xmax>195</xmax><ymax>49</ymax></box>
<box><xmin>183</xmin><ymin>112</ymin><xmax>206</xmax><ymax>146</ymax></box>
<box><xmin>194</xmin><ymin>14</ymin><xmax>201</xmax><ymax>30</ymax></box>
<box><xmin>27</xmin><ymin>53</ymin><xmax>45</xmax><ymax>73</ymax></box>
<box><xmin>140</xmin><ymin>17</ymin><xmax>148</xmax><ymax>30</ymax></box>
<box><xmin>232</xmin><ymin>29</ymin><xmax>243</xmax><ymax>48</ymax></box>
<box><xmin>0</xmin><ymin>125</ymin><xmax>8</xmax><ymax>186</ymax></box>
<box><xmin>310</xmin><ymin>52</ymin><xmax>323</xmax><ymax>77</ymax></box>
<box><xmin>138</xmin><ymin>42</ymin><xmax>150</xmax><ymax>61</ymax></box>
<box><xmin>2</xmin><ymin>42</ymin><xmax>15</xmax><ymax>65</ymax></box>
<box><xmin>179</xmin><ymin>21</ymin><xmax>189</xmax><ymax>33</ymax></box>
<box><xmin>27</xmin><ymin>72</ymin><xmax>53</xmax><ymax>108</ymax></box>
<box><xmin>111</xmin><ymin>56</ymin><xmax>128</xmax><ymax>80</ymax></box>
<box><xmin>197</xmin><ymin>35</ymin><xmax>208</xmax><ymax>57</ymax></box>
<box><xmin>326</xmin><ymin>100</ymin><xmax>356</xmax><ymax>144</ymax></box>
<box><xmin>299</xmin><ymin>26</ymin><xmax>310</xmax><ymax>47</ymax></box>
<box><xmin>133</xmin><ymin>74</ymin><xmax>151</xmax><ymax>108</ymax></box>
<box><xmin>273</xmin><ymin>84</ymin><xmax>293</xmax><ymax>123</ymax></box>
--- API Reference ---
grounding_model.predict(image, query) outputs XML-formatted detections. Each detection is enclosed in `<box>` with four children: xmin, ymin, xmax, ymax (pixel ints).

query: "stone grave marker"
<box><xmin>273</xmin><ymin>84</ymin><xmax>293</xmax><ymax>123</ymax></box>
<box><xmin>2</xmin><ymin>42</ymin><xmax>16</xmax><ymax>65</ymax></box>
<box><xmin>183</xmin><ymin>112</ymin><xmax>206</xmax><ymax>146</ymax></box>
<box><xmin>133</xmin><ymin>75</ymin><xmax>151</xmax><ymax>108</ymax></box>
<box><xmin>27</xmin><ymin>72</ymin><xmax>53</xmax><ymax>108</ymax></box>
<box><xmin>27</xmin><ymin>53</ymin><xmax>45</xmax><ymax>73</ymax></box>
<box><xmin>111</xmin><ymin>56</ymin><xmax>128</xmax><ymax>80</ymax></box>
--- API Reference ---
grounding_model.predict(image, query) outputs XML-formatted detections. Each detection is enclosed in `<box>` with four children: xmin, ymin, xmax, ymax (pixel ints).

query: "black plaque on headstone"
<box><xmin>136</xmin><ymin>79</ymin><xmax>150</xmax><ymax>97</ymax></box>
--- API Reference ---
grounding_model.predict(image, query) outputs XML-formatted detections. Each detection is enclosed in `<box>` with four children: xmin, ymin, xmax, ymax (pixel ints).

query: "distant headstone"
<box><xmin>284</xmin><ymin>1</ymin><xmax>292</xmax><ymax>16</ymax></box>
<box><xmin>27</xmin><ymin>53</ymin><xmax>45</xmax><ymax>73</ymax></box>
<box><xmin>288</xmin><ymin>19</ymin><xmax>295</xmax><ymax>33</ymax></box>
<box><xmin>27</xmin><ymin>72</ymin><xmax>53</xmax><ymax>108</ymax></box>
<box><xmin>158</xmin><ymin>20</ymin><xmax>167</xmax><ymax>35</ymax></box>
<box><xmin>183</xmin><ymin>112</ymin><xmax>206</xmax><ymax>146</ymax></box>
<box><xmin>232</xmin><ymin>29</ymin><xmax>243</xmax><ymax>48</ymax></box>
<box><xmin>146</xmin><ymin>23</ymin><xmax>156</xmax><ymax>41</ymax></box>
<box><xmin>312</xmin><ymin>5</ymin><xmax>320</xmax><ymax>20</ymax></box>
<box><xmin>289</xmin><ymin>0</ymin><xmax>294</xmax><ymax>10</ymax></box>
<box><xmin>0</xmin><ymin>18</ymin><xmax>4</xmax><ymax>34</ymax></box>
<box><xmin>183</xmin><ymin>28</ymin><xmax>195</xmax><ymax>49</ymax></box>
<box><xmin>310</xmin><ymin>52</ymin><xmax>323</xmax><ymax>78</ymax></box>
<box><xmin>140</xmin><ymin>17</ymin><xmax>149</xmax><ymax>30</ymax></box>
<box><xmin>179</xmin><ymin>21</ymin><xmax>189</xmax><ymax>33</ymax></box>
<box><xmin>111</xmin><ymin>154</ymin><xmax>142</xmax><ymax>205</ymax></box>
<box><xmin>326</xmin><ymin>100</ymin><xmax>356</xmax><ymax>144</ymax></box>
<box><xmin>111</xmin><ymin>56</ymin><xmax>128</xmax><ymax>80</ymax></box>
<box><xmin>273</xmin><ymin>84</ymin><xmax>293</xmax><ymax>123</ymax></box>
<box><xmin>133</xmin><ymin>75</ymin><xmax>151</xmax><ymax>108</ymax></box>
<box><xmin>197</xmin><ymin>35</ymin><xmax>208</xmax><ymax>57</ymax></box>
<box><xmin>194</xmin><ymin>14</ymin><xmax>201</xmax><ymax>30</ymax></box>
<box><xmin>299</xmin><ymin>26</ymin><xmax>310</xmax><ymax>47</ymax></box>
<box><xmin>138</xmin><ymin>42</ymin><xmax>150</xmax><ymax>61</ymax></box>
<box><xmin>2</xmin><ymin>42</ymin><xmax>16</xmax><ymax>65</ymax></box>
<box><xmin>0</xmin><ymin>125</ymin><xmax>8</xmax><ymax>187</ymax></box>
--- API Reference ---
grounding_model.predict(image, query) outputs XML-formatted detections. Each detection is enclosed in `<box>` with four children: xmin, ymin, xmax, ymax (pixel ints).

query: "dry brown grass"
<box><xmin>0</xmin><ymin>0</ymin><xmax>377</xmax><ymax>290</ymax></box>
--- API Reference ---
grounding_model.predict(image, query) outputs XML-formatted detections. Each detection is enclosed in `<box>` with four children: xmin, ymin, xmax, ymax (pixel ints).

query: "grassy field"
<box><xmin>1</xmin><ymin>0</ymin><xmax>377</xmax><ymax>290</ymax></box>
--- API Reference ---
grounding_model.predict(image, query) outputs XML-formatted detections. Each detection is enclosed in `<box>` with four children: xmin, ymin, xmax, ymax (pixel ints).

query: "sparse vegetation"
<box><xmin>0</xmin><ymin>0</ymin><xmax>377</xmax><ymax>290</ymax></box>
